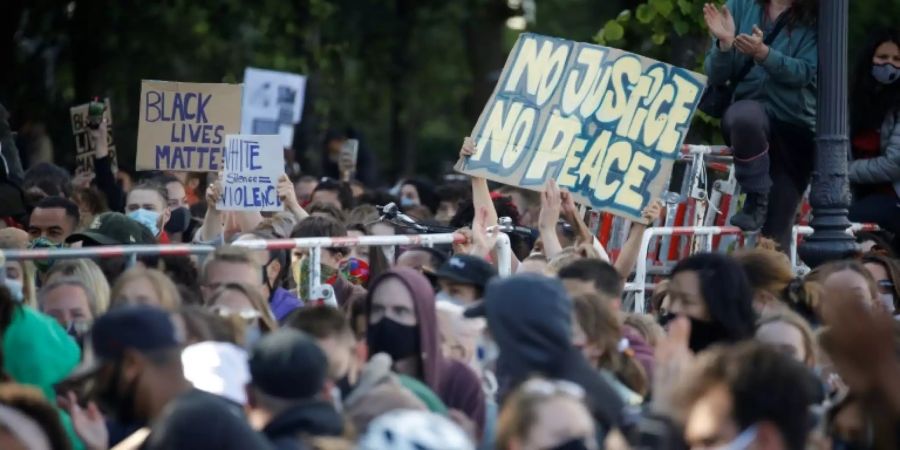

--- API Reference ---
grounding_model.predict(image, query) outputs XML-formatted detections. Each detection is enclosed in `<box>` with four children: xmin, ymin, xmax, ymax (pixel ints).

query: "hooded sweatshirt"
<box><xmin>365</xmin><ymin>268</ymin><xmax>485</xmax><ymax>433</ymax></box>
<box><xmin>263</xmin><ymin>400</ymin><xmax>344</xmax><ymax>450</ymax></box>
<box><xmin>481</xmin><ymin>274</ymin><xmax>625</xmax><ymax>433</ymax></box>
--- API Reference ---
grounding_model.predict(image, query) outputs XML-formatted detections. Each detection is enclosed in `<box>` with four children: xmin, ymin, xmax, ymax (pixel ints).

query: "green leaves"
<box><xmin>650</xmin><ymin>0</ymin><xmax>674</xmax><ymax>17</ymax></box>
<box><xmin>636</xmin><ymin>4</ymin><xmax>656</xmax><ymax>23</ymax></box>
<box><xmin>603</xmin><ymin>20</ymin><xmax>626</xmax><ymax>42</ymax></box>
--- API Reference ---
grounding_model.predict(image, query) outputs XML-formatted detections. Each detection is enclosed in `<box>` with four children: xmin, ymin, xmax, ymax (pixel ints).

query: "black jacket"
<box><xmin>262</xmin><ymin>400</ymin><xmax>344</xmax><ymax>450</ymax></box>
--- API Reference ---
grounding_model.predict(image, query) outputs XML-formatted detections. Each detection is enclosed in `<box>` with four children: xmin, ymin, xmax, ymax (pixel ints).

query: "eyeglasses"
<box><xmin>209</xmin><ymin>305</ymin><xmax>261</xmax><ymax>322</ymax></box>
<box><xmin>520</xmin><ymin>378</ymin><xmax>585</xmax><ymax>400</ymax></box>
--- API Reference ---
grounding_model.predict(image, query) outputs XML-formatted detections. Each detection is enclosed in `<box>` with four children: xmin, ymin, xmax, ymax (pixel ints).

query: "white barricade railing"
<box><xmin>0</xmin><ymin>233</ymin><xmax>513</xmax><ymax>308</ymax></box>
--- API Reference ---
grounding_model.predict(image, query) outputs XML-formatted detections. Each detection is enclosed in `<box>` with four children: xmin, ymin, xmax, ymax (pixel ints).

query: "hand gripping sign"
<box><xmin>456</xmin><ymin>33</ymin><xmax>707</xmax><ymax>222</ymax></box>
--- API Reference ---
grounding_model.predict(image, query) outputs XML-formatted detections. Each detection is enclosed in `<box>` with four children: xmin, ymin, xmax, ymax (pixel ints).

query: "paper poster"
<box><xmin>70</xmin><ymin>99</ymin><xmax>117</xmax><ymax>174</ymax></box>
<box><xmin>241</xmin><ymin>67</ymin><xmax>307</xmax><ymax>148</ymax></box>
<box><xmin>456</xmin><ymin>33</ymin><xmax>707</xmax><ymax>221</ymax></box>
<box><xmin>217</xmin><ymin>134</ymin><xmax>284</xmax><ymax>211</ymax></box>
<box><xmin>136</xmin><ymin>80</ymin><xmax>243</xmax><ymax>172</ymax></box>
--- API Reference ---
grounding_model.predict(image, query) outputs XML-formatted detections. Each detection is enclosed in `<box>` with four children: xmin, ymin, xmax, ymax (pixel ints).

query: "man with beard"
<box><xmin>70</xmin><ymin>305</ymin><xmax>272</xmax><ymax>449</ymax></box>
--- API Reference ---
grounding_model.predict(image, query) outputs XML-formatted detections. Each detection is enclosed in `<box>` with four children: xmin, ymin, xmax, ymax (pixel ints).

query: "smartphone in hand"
<box><xmin>339</xmin><ymin>139</ymin><xmax>359</xmax><ymax>177</ymax></box>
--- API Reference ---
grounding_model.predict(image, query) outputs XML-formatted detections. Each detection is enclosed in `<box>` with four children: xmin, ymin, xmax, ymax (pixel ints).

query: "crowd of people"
<box><xmin>0</xmin><ymin>0</ymin><xmax>899</xmax><ymax>449</ymax></box>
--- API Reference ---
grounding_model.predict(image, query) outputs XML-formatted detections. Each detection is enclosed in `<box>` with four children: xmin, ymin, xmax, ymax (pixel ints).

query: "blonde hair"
<box><xmin>734</xmin><ymin>246</ymin><xmax>821</xmax><ymax>319</ymax></box>
<box><xmin>111</xmin><ymin>267</ymin><xmax>182</xmax><ymax>311</ymax></box>
<box><xmin>806</xmin><ymin>260</ymin><xmax>880</xmax><ymax>306</ymax></box>
<box><xmin>756</xmin><ymin>309</ymin><xmax>818</xmax><ymax>367</ymax></box>
<box><xmin>207</xmin><ymin>282</ymin><xmax>278</xmax><ymax>333</ymax></box>
<box><xmin>46</xmin><ymin>259</ymin><xmax>110</xmax><ymax>315</ymax></box>
<box><xmin>623</xmin><ymin>313</ymin><xmax>665</xmax><ymax>348</ymax></box>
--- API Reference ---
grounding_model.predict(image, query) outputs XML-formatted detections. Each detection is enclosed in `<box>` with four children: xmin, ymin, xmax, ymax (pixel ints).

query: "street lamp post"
<box><xmin>798</xmin><ymin>0</ymin><xmax>858</xmax><ymax>267</ymax></box>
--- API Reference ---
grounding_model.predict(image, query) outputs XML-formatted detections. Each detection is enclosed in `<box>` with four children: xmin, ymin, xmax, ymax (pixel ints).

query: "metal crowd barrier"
<box><xmin>0</xmin><ymin>232</ymin><xmax>513</xmax><ymax>308</ymax></box>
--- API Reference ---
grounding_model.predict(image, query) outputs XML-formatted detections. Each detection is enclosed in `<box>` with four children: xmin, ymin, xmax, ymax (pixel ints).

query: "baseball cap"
<box><xmin>68</xmin><ymin>305</ymin><xmax>183</xmax><ymax>380</ymax></box>
<box><xmin>248</xmin><ymin>329</ymin><xmax>328</xmax><ymax>400</ymax></box>
<box><xmin>435</xmin><ymin>255</ymin><xmax>497</xmax><ymax>290</ymax></box>
<box><xmin>66</xmin><ymin>212</ymin><xmax>156</xmax><ymax>246</ymax></box>
<box><xmin>463</xmin><ymin>273</ymin><xmax>569</xmax><ymax>320</ymax></box>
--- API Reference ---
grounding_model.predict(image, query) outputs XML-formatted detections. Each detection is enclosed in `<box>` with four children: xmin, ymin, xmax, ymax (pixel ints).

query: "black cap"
<box><xmin>67</xmin><ymin>212</ymin><xmax>156</xmax><ymax>246</ymax></box>
<box><xmin>91</xmin><ymin>305</ymin><xmax>182</xmax><ymax>361</ymax></box>
<box><xmin>435</xmin><ymin>254</ymin><xmax>497</xmax><ymax>290</ymax></box>
<box><xmin>249</xmin><ymin>329</ymin><xmax>328</xmax><ymax>400</ymax></box>
<box><xmin>463</xmin><ymin>273</ymin><xmax>570</xmax><ymax>320</ymax></box>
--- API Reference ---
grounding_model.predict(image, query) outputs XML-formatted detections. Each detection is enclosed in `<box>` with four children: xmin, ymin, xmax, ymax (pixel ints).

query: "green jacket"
<box><xmin>704</xmin><ymin>0</ymin><xmax>818</xmax><ymax>131</ymax></box>
<box><xmin>397</xmin><ymin>374</ymin><xmax>449</xmax><ymax>414</ymax></box>
<box><xmin>3</xmin><ymin>306</ymin><xmax>85</xmax><ymax>450</ymax></box>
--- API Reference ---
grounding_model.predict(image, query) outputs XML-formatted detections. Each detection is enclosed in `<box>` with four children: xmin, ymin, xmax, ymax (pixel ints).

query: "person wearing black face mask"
<box><xmin>848</xmin><ymin>29</ymin><xmax>900</xmax><ymax>243</ymax></box>
<box><xmin>365</xmin><ymin>268</ymin><xmax>486</xmax><ymax>436</ymax></box>
<box><xmin>65</xmin><ymin>305</ymin><xmax>273</xmax><ymax>449</ymax></box>
<box><xmin>658</xmin><ymin>252</ymin><xmax>756</xmax><ymax>353</ymax></box>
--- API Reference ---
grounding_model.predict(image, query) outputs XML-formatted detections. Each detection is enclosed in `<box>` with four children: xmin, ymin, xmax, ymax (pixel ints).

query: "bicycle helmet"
<box><xmin>356</xmin><ymin>409</ymin><xmax>473</xmax><ymax>450</ymax></box>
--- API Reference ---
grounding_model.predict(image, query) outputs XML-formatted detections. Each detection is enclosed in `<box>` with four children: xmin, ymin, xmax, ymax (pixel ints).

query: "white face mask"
<box><xmin>4</xmin><ymin>280</ymin><xmax>24</xmax><ymax>303</ymax></box>
<box><xmin>435</xmin><ymin>291</ymin><xmax>464</xmax><ymax>306</ymax></box>
<box><xmin>880</xmin><ymin>293</ymin><xmax>896</xmax><ymax>314</ymax></box>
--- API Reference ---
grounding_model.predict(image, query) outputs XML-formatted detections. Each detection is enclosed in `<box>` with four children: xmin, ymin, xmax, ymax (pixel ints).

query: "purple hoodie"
<box><xmin>270</xmin><ymin>287</ymin><xmax>302</xmax><ymax>323</ymax></box>
<box><xmin>366</xmin><ymin>268</ymin><xmax>486</xmax><ymax>433</ymax></box>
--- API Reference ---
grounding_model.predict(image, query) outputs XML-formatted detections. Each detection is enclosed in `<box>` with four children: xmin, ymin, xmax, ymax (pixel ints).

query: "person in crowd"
<box><xmin>395</xmin><ymin>246</ymin><xmax>448</xmax><ymax>289</ymax></box>
<box><xmin>246</xmin><ymin>329</ymin><xmax>345</xmax><ymax>448</ymax></box>
<box><xmin>181</xmin><ymin>339</ymin><xmax>250</xmax><ymax>407</ymax></box>
<box><xmin>495</xmin><ymin>185</ymin><xmax>540</xmax><ymax>230</ymax></box>
<box><xmin>849</xmin><ymin>29</ymin><xmax>900</xmax><ymax>242</ymax></box>
<box><xmin>703</xmin><ymin>0</ymin><xmax>818</xmax><ymax>249</ymax></box>
<box><xmin>806</xmin><ymin>260</ymin><xmax>881</xmax><ymax>319</ymax></box>
<box><xmin>365</xmin><ymin>268</ymin><xmax>486</xmax><ymax>432</ymax></box>
<box><xmin>860</xmin><ymin>252</ymin><xmax>900</xmax><ymax>314</ymax></box>
<box><xmin>37</xmin><ymin>277</ymin><xmax>95</xmax><ymax>342</ymax></box>
<box><xmin>0</xmin><ymin>383</ymin><xmax>72</xmax><ymax>450</ymax></box>
<box><xmin>312</xmin><ymin>178</ymin><xmax>354</xmax><ymax>211</ymax></box>
<box><xmin>321</xmin><ymin>128</ymin><xmax>379</xmax><ymax>188</ymax></box>
<box><xmin>294</xmin><ymin>175</ymin><xmax>319</xmax><ymax>206</ymax></box>
<box><xmin>110</xmin><ymin>267</ymin><xmax>181</xmax><ymax>311</ymax></box>
<box><xmin>291</xmin><ymin>216</ymin><xmax>367</xmax><ymax>309</ymax></box>
<box><xmin>465</xmin><ymin>274</ymin><xmax>625</xmax><ymax>435</ymax></box>
<box><xmin>286</xmin><ymin>306</ymin><xmax>360</xmax><ymax>392</ymax></box>
<box><xmin>623</xmin><ymin>313</ymin><xmax>666</xmax><ymax>349</ymax></box>
<box><xmin>22</xmin><ymin>162</ymin><xmax>72</xmax><ymax>205</ymax></box>
<box><xmin>558</xmin><ymin>258</ymin><xmax>655</xmax><ymax>378</ymax></box>
<box><xmin>356</xmin><ymin>409</ymin><xmax>473</xmax><ymax>450</ymax></box>
<box><xmin>755</xmin><ymin>309</ymin><xmax>817</xmax><ymax>368</ymax></box>
<box><xmin>125</xmin><ymin>181</ymin><xmax>172</xmax><ymax>243</ymax></box>
<box><xmin>27</xmin><ymin>196</ymin><xmax>80</xmax><ymax>246</ymax></box>
<box><xmin>46</xmin><ymin>259</ymin><xmax>110</xmax><ymax>316</ymax></box>
<box><xmin>495</xmin><ymin>378</ymin><xmax>598</xmax><ymax>450</ymax></box>
<box><xmin>734</xmin><ymin>244</ymin><xmax>821</xmax><ymax>320</ymax></box>
<box><xmin>662</xmin><ymin>252</ymin><xmax>757</xmax><ymax>353</ymax></box>
<box><xmin>71</xmin><ymin>187</ymin><xmax>108</xmax><ymax>231</ymax></box>
<box><xmin>307</xmin><ymin>201</ymin><xmax>348</xmax><ymax>224</ymax></box>
<box><xmin>855</xmin><ymin>230</ymin><xmax>897</xmax><ymax>257</ymax></box>
<box><xmin>65</xmin><ymin>212</ymin><xmax>157</xmax><ymax>282</ymax></box>
<box><xmin>0</xmin><ymin>103</ymin><xmax>24</xmax><ymax>184</ymax></box>
<box><xmin>0</xmin><ymin>228</ymin><xmax>37</xmax><ymax>307</ymax></box>
<box><xmin>516</xmin><ymin>254</ymin><xmax>548</xmax><ymax>274</ymax></box>
<box><xmin>675</xmin><ymin>342</ymin><xmax>819</xmax><ymax>450</ymax></box>
<box><xmin>67</xmin><ymin>305</ymin><xmax>272</xmax><ymax>449</ymax></box>
<box><xmin>572</xmin><ymin>293</ymin><xmax>648</xmax><ymax>405</ymax></box>
<box><xmin>434</xmin><ymin>254</ymin><xmax>496</xmax><ymax>306</ymax></box>
<box><xmin>153</xmin><ymin>173</ymin><xmax>195</xmax><ymax>243</ymax></box>
<box><xmin>434</xmin><ymin>183</ymin><xmax>470</xmax><ymax>225</ymax></box>
<box><xmin>207</xmin><ymin>283</ymin><xmax>279</xmax><ymax>348</ymax></box>
<box><xmin>400</xmin><ymin>178</ymin><xmax>439</xmax><ymax>216</ymax></box>
<box><xmin>0</xmin><ymin>285</ymin><xmax>82</xmax><ymax>449</ymax></box>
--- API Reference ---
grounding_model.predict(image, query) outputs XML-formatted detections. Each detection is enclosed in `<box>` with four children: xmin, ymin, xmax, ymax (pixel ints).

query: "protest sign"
<box><xmin>217</xmin><ymin>134</ymin><xmax>284</xmax><ymax>212</ymax></box>
<box><xmin>136</xmin><ymin>81</ymin><xmax>242</xmax><ymax>172</ymax></box>
<box><xmin>70</xmin><ymin>99</ymin><xmax>117</xmax><ymax>174</ymax></box>
<box><xmin>241</xmin><ymin>67</ymin><xmax>307</xmax><ymax>148</ymax></box>
<box><xmin>456</xmin><ymin>33</ymin><xmax>707</xmax><ymax>222</ymax></box>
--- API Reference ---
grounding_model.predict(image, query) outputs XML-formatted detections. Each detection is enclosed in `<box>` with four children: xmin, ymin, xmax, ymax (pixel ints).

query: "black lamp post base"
<box><xmin>798</xmin><ymin>207</ymin><xmax>859</xmax><ymax>268</ymax></box>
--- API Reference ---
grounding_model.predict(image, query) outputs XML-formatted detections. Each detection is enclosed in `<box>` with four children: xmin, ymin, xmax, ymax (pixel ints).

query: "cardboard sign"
<box><xmin>70</xmin><ymin>99</ymin><xmax>117</xmax><ymax>174</ymax></box>
<box><xmin>241</xmin><ymin>68</ymin><xmax>307</xmax><ymax>148</ymax></box>
<box><xmin>136</xmin><ymin>81</ymin><xmax>242</xmax><ymax>172</ymax></box>
<box><xmin>457</xmin><ymin>33</ymin><xmax>707</xmax><ymax>221</ymax></box>
<box><xmin>217</xmin><ymin>134</ymin><xmax>284</xmax><ymax>211</ymax></box>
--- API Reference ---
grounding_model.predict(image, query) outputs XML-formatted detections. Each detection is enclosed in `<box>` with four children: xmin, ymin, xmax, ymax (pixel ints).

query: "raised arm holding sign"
<box><xmin>456</xmin><ymin>33</ymin><xmax>706</xmax><ymax>222</ymax></box>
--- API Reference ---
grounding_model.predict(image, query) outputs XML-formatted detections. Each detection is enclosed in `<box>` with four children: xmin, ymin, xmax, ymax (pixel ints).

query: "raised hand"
<box><xmin>703</xmin><ymin>3</ymin><xmax>736</xmax><ymax>49</ymax></box>
<box><xmin>641</xmin><ymin>199</ymin><xmax>664</xmax><ymax>224</ymax></box>
<box><xmin>538</xmin><ymin>179</ymin><xmax>562</xmax><ymax>232</ymax></box>
<box><xmin>652</xmin><ymin>316</ymin><xmax>694</xmax><ymax>415</ymax></box>
<box><xmin>735</xmin><ymin>25</ymin><xmax>769</xmax><ymax>61</ymax></box>
<box><xmin>277</xmin><ymin>174</ymin><xmax>299</xmax><ymax>209</ymax></box>
<box><xmin>87</xmin><ymin>118</ymin><xmax>110</xmax><ymax>159</ymax></box>
<box><xmin>58</xmin><ymin>391</ymin><xmax>108</xmax><ymax>450</ymax></box>
<box><xmin>460</xmin><ymin>137</ymin><xmax>477</xmax><ymax>159</ymax></box>
<box><xmin>471</xmin><ymin>206</ymin><xmax>499</xmax><ymax>257</ymax></box>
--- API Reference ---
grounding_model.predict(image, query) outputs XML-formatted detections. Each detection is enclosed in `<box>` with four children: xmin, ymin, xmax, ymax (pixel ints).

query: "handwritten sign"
<box><xmin>217</xmin><ymin>134</ymin><xmax>284</xmax><ymax>211</ymax></box>
<box><xmin>136</xmin><ymin>81</ymin><xmax>242</xmax><ymax>172</ymax></box>
<box><xmin>457</xmin><ymin>33</ymin><xmax>706</xmax><ymax>221</ymax></box>
<box><xmin>70</xmin><ymin>99</ymin><xmax>117</xmax><ymax>174</ymax></box>
<box><xmin>241</xmin><ymin>67</ymin><xmax>307</xmax><ymax>148</ymax></box>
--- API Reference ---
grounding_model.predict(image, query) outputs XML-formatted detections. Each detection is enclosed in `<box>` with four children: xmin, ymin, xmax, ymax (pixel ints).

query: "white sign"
<box><xmin>218</xmin><ymin>134</ymin><xmax>285</xmax><ymax>212</ymax></box>
<box><xmin>241</xmin><ymin>67</ymin><xmax>307</xmax><ymax>148</ymax></box>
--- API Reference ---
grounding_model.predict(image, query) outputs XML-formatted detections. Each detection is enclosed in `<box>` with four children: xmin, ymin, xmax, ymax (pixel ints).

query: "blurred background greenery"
<box><xmin>2</xmin><ymin>0</ymin><xmax>898</xmax><ymax>183</ymax></box>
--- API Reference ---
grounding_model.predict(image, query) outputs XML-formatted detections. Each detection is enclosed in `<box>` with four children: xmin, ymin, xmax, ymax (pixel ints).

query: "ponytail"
<box><xmin>782</xmin><ymin>277</ymin><xmax>822</xmax><ymax>324</ymax></box>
